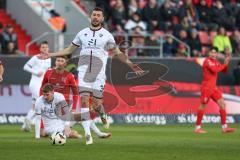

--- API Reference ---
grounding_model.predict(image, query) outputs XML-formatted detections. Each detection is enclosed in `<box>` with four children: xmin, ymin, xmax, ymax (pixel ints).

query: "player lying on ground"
<box><xmin>22</xmin><ymin>41</ymin><xmax>51</xmax><ymax>131</ymax></box>
<box><xmin>40</xmin><ymin>56</ymin><xmax>111</xmax><ymax>139</ymax></box>
<box><xmin>35</xmin><ymin>84</ymin><xmax>81</xmax><ymax>139</ymax></box>
<box><xmin>194</xmin><ymin>47</ymin><xmax>236</xmax><ymax>134</ymax></box>
<box><xmin>38</xmin><ymin>7</ymin><xmax>144</xmax><ymax>144</ymax></box>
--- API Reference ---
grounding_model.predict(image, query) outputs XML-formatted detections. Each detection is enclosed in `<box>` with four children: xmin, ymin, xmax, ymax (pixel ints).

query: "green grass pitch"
<box><xmin>0</xmin><ymin>124</ymin><xmax>239</xmax><ymax>160</ymax></box>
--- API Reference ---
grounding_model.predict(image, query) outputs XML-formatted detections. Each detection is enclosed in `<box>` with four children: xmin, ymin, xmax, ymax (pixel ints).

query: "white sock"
<box><xmin>90</xmin><ymin>120</ymin><xmax>102</xmax><ymax>136</ymax></box>
<box><xmin>195</xmin><ymin>125</ymin><xmax>201</xmax><ymax>130</ymax></box>
<box><xmin>26</xmin><ymin>109</ymin><xmax>35</xmax><ymax>121</ymax></box>
<box><xmin>80</xmin><ymin>108</ymin><xmax>91</xmax><ymax>136</ymax></box>
<box><xmin>222</xmin><ymin>124</ymin><xmax>227</xmax><ymax>129</ymax></box>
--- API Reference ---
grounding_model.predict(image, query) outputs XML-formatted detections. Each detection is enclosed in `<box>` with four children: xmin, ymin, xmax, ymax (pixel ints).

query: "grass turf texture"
<box><xmin>0</xmin><ymin>124</ymin><xmax>239</xmax><ymax>160</ymax></box>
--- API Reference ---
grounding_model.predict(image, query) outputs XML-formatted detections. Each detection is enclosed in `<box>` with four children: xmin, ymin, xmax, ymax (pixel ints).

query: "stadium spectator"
<box><xmin>163</xmin><ymin>36</ymin><xmax>176</xmax><ymax>57</ymax></box>
<box><xmin>213</xmin><ymin>26</ymin><xmax>232</xmax><ymax>54</ymax></box>
<box><xmin>230</xmin><ymin>29</ymin><xmax>240</xmax><ymax>57</ymax></box>
<box><xmin>111</xmin><ymin>0</ymin><xmax>127</xmax><ymax>30</ymax></box>
<box><xmin>233</xmin><ymin>61</ymin><xmax>240</xmax><ymax>85</ymax></box>
<box><xmin>128</xmin><ymin>0</ymin><xmax>140</xmax><ymax>18</ymax></box>
<box><xmin>141</xmin><ymin>0</ymin><xmax>159</xmax><ymax>31</ymax></box>
<box><xmin>0</xmin><ymin>24</ymin><xmax>18</xmax><ymax>55</ymax></box>
<box><xmin>158</xmin><ymin>0</ymin><xmax>177</xmax><ymax>31</ymax></box>
<box><xmin>188</xmin><ymin>28</ymin><xmax>202</xmax><ymax>57</ymax></box>
<box><xmin>178</xmin><ymin>0</ymin><xmax>201</xmax><ymax>30</ymax></box>
<box><xmin>125</xmin><ymin>12</ymin><xmax>146</xmax><ymax>32</ymax></box>
<box><xmin>196</xmin><ymin>0</ymin><xmax>218</xmax><ymax>31</ymax></box>
<box><xmin>211</xmin><ymin>0</ymin><xmax>234</xmax><ymax>30</ymax></box>
<box><xmin>173</xmin><ymin>16</ymin><xmax>192</xmax><ymax>37</ymax></box>
<box><xmin>176</xmin><ymin>43</ymin><xmax>188</xmax><ymax>57</ymax></box>
<box><xmin>145</xmin><ymin>34</ymin><xmax>159</xmax><ymax>57</ymax></box>
<box><xmin>177</xmin><ymin>29</ymin><xmax>189</xmax><ymax>44</ymax></box>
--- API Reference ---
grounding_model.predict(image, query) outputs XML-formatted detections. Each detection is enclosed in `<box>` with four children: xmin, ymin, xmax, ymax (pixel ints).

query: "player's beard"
<box><xmin>91</xmin><ymin>21</ymin><xmax>101</xmax><ymax>28</ymax></box>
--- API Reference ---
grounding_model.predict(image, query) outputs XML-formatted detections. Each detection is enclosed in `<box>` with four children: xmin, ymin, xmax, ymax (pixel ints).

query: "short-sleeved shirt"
<box><xmin>35</xmin><ymin>92</ymin><xmax>67</xmax><ymax>127</ymax></box>
<box><xmin>72</xmin><ymin>27</ymin><xmax>116</xmax><ymax>78</ymax></box>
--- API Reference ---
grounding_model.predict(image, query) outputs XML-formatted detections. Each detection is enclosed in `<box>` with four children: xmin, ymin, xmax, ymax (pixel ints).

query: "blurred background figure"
<box><xmin>233</xmin><ymin>61</ymin><xmax>240</xmax><ymax>85</ymax></box>
<box><xmin>0</xmin><ymin>24</ymin><xmax>18</xmax><ymax>55</ymax></box>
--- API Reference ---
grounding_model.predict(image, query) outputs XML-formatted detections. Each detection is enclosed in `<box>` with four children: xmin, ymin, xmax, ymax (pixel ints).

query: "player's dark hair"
<box><xmin>210</xmin><ymin>46</ymin><xmax>218</xmax><ymax>52</ymax></box>
<box><xmin>92</xmin><ymin>7</ymin><xmax>104</xmax><ymax>16</ymax></box>
<box><xmin>56</xmin><ymin>55</ymin><xmax>69</xmax><ymax>60</ymax></box>
<box><xmin>40</xmin><ymin>41</ymin><xmax>48</xmax><ymax>46</ymax></box>
<box><xmin>42</xmin><ymin>83</ymin><xmax>54</xmax><ymax>93</ymax></box>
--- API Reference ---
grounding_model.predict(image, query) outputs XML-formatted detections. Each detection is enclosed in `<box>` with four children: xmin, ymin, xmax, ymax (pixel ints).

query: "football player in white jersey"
<box><xmin>39</xmin><ymin>7</ymin><xmax>143</xmax><ymax>145</ymax></box>
<box><xmin>35</xmin><ymin>84</ymin><xmax>81</xmax><ymax>139</ymax></box>
<box><xmin>22</xmin><ymin>41</ymin><xmax>51</xmax><ymax>131</ymax></box>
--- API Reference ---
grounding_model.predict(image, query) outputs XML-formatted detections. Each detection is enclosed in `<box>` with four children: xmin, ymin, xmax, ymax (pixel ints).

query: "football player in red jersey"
<box><xmin>0</xmin><ymin>60</ymin><xmax>4</xmax><ymax>82</ymax></box>
<box><xmin>41</xmin><ymin>56</ymin><xmax>111</xmax><ymax>140</ymax></box>
<box><xmin>195</xmin><ymin>47</ymin><xmax>236</xmax><ymax>134</ymax></box>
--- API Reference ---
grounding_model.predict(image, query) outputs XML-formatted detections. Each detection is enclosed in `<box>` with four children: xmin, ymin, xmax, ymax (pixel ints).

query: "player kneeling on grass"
<box><xmin>35</xmin><ymin>84</ymin><xmax>81</xmax><ymax>139</ymax></box>
<box><xmin>194</xmin><ymin>47</ymin><xmax>236</xmax><ymax>134</ymax></box>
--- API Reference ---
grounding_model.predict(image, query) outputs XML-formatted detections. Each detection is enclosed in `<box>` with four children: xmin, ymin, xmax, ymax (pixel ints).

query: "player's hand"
<box><xmin>128</xmin><ymin>63</ymin><xmax>145</xmax><ymax>76</ymax></box>
<box><xmin>0</xmin><ymin>75</ymin><xmax>3</xmax><ymax>82</ymax></box>
<box><xmin>37</xmin><ymin>52</ymin><xmax>50</xmax><ymax>60</ymax></box>
<box><xmin>224</xmin><ymin>56</ymin><xmax>230</xmax><ymax>65</ymax></box>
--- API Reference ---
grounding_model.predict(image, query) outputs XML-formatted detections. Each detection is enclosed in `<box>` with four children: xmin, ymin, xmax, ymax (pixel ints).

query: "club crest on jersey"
<box><xmin>99</xmin><ymin>33</ymin><xmax>103</xmax><ymax>37</ymax></box>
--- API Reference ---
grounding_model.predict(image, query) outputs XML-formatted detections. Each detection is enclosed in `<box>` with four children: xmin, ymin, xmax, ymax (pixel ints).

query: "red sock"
<box><xmin>196</xmin><ymin>110</ymin><xmax>204</xmax><ymax>126</ymax></box>
<box><xmin>40</xmin><ymin>118</ymin><xmax>44</xmax><ymax>129</ymax></box>
<box><xmin>220</xmin><ymin>109</ymin><xmax>227</xmax><ymax>125</ymax></box>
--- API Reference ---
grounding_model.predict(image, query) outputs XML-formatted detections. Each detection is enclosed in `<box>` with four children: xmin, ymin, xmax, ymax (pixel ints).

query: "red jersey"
<box><xmin>201</xmin><ymin>57</ymin><xmax>227</xmax><ymax>88</ymax></box>
<box><xmin>41</xmin><ymin>68</ymin><xmax>78</xmax><ymax>110</ymax></box>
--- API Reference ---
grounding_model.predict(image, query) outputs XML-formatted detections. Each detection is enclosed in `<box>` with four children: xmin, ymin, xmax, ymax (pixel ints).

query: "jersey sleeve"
<box><xmin>72</xmin><ymin>31</ymin><xmax>82</xmax><ymax>47</ymax></box>
<box><xmin>68</xmin><ymin>73</ymin><xmax>79</xmax><ymax>110</ymax></box>
<box><xmin>206</xmin><ymin>60</ymin><xmax>228</xmax><ymax>73</ymax></box>
<box><xmin>105</xmin><ymin>32</ymin><xmax>116</xmax><ymax>51</ymax></box>
<box><xmin>35</xmin><ymin>99</ymin><xmax>42</xmax><ymax>115</ymax></box>
<box><xmin>23</xmin><ymin>56</ymin><xmax>39</xmax><ymax>75</ymax></box>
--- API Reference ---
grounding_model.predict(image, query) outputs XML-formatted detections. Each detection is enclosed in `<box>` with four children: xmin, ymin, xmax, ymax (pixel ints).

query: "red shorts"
<box><xmin>200</xmin><ymin>87</ymin><xmax>222</xmax><ymax>104</ymax></box>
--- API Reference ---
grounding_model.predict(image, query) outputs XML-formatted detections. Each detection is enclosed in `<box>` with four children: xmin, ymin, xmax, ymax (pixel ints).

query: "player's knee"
<box><xmin>92</xmin><ymin>101</ymin><xmax>102</xmax><ymax>109</ymax></box>
<box><xmin>81</xmin><ymin>97</ymin><xmax>89</xmax><ymax>107</ymax></box>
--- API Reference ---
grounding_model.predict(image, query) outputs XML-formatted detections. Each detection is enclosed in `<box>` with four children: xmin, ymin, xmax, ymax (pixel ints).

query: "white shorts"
<box><xmin>78</xmin><ymin>71</ymin><xmax>105</xmax><ymax>98</ymax></box>
<box><xmin>44</xmin><ymin>119</ymin><xmax>65</xmax><ymax>135</ymax></box>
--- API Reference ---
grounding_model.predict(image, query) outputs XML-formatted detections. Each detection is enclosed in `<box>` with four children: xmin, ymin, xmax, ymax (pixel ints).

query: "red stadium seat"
<box><xmin>198</xmin><ymin>31</ymin><xmax>210</xmax><ymax>44</ymax></box>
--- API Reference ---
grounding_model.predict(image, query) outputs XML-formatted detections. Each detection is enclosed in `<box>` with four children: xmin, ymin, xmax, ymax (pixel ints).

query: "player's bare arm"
<box><xmin>0</xmin><ymin>64</ymin><xmax>4</xmax><ymax>82</ymax></box>
<box><xmin>111</xmin><ymin>47</ymin><xmax>144</xmax><ymax>76</ymax></box>
<box><xmin>38</xmin><ymin>44</ymin><xmax>78</xmax><ymax>59</ymax></box>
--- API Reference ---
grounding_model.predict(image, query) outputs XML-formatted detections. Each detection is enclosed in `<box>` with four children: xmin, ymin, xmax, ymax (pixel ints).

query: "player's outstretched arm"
<box><xmin>112</xmin><ymin>47</ymin><xmax>144</xmax><ymax>76</ymax></box>
<box><xmin>0</xmin><ymin>63</ymin><xmax>4</xmax><ymax>82</ymax></box>
<box><xmin>38</xmin><ymin>44</ymin><xmax>78</xmax><ymax>59</ymax></box>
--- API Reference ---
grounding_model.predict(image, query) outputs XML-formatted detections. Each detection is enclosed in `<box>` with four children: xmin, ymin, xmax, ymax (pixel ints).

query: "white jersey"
<box><xmin>24</xmin><ymin>55</ymin><xmax>51</xmax><ymax>85</ymax></box>
<box><xmin>35</xmin><ymin>92</ymin><xmax>66</xmax><ymax>128</ymax></box>
<box><xmin>23</xmin><ymin>56</ymin><xmax>51</xmax><ymax>98</ymax></box>
<box><xmin>72</xmin><ymin>27</ymin><xmax>116</xmax><ymax>79</ymax></box>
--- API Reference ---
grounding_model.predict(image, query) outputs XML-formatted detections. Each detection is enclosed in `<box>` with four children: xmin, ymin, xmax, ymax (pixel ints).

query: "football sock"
<box><xmin>90</xmin><ymin>120</ymin><xmax>102</xmax><ymax>135</ymax></box>
<box><xmin>94</xmin><ymin>105</ymin><xmax>106</xmax><ymax>119</ymax></box>
<box><xmin>196</xmin><ymin>109</ymin><xmax>204</xmax><ymax>126</ymax></box>
<box><xmin>220</xmin><ymin>109</ymin><xmax>227</xmax><ymax>128</ymax></box>
<box><xmin>80</xmin><ymin>108</ymin><xmax>91</xmax><ymax>136</ymax></box>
